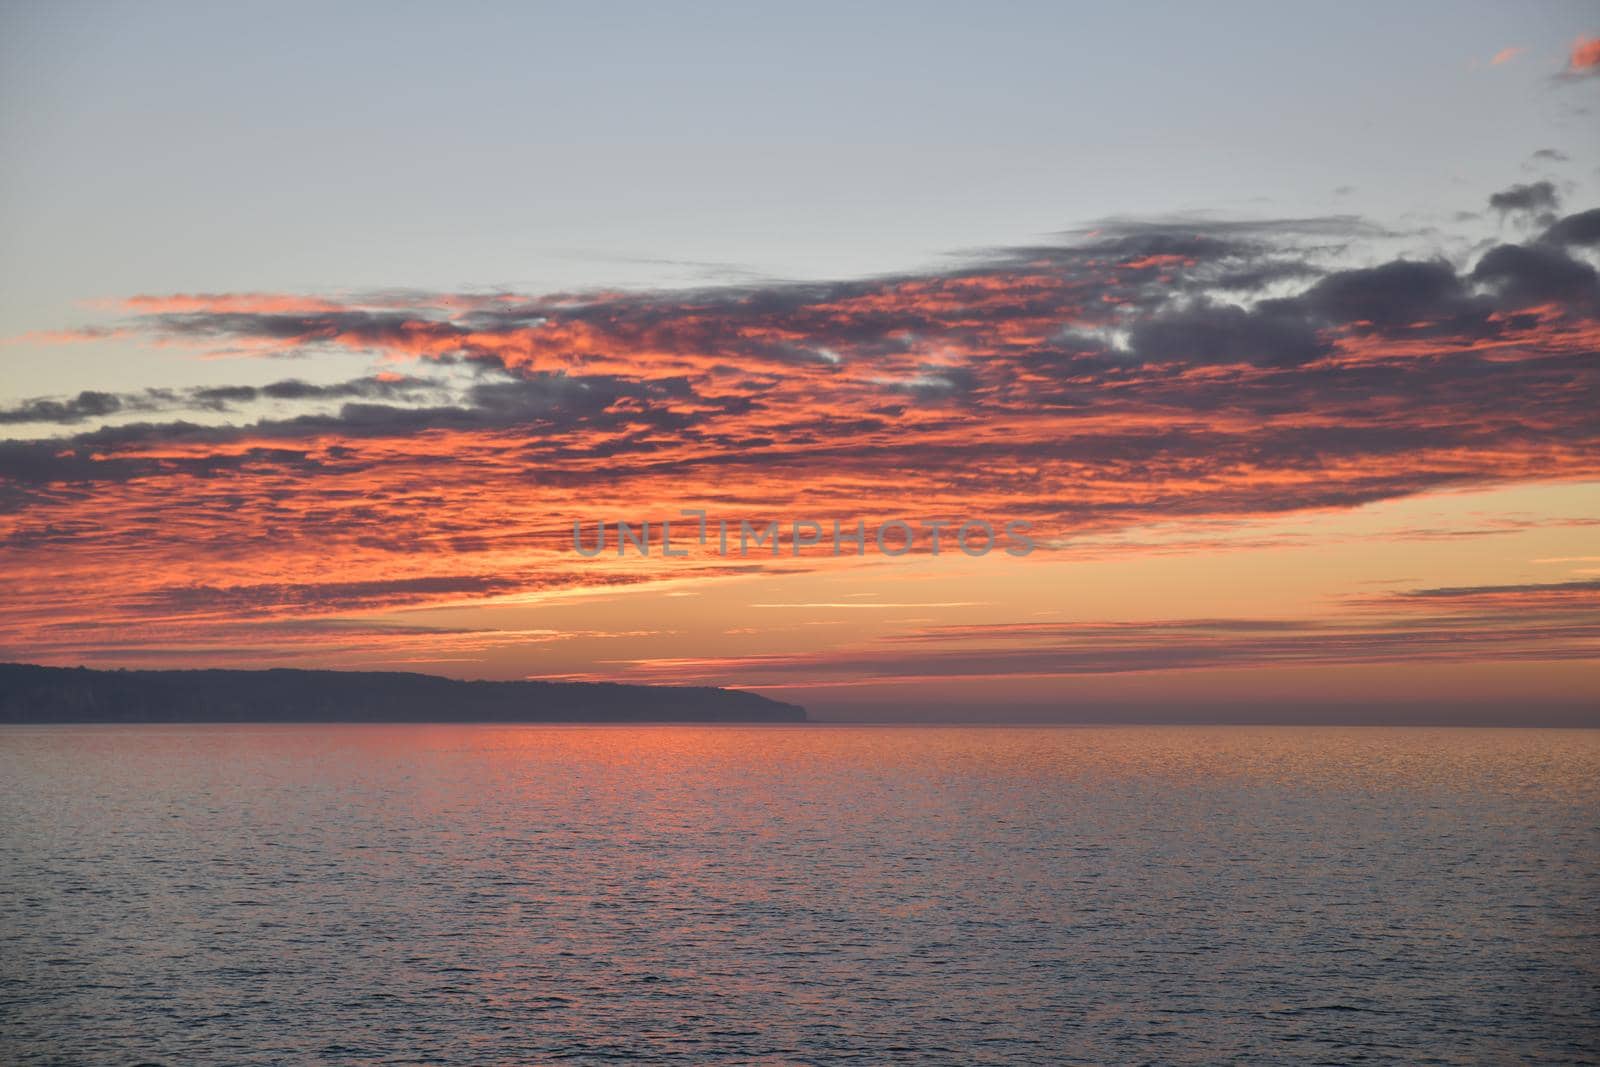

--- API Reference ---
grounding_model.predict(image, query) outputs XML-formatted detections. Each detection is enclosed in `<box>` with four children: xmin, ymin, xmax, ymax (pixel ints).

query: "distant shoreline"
<box><xmin>0</xmin><ymin>663</ymin><xmax>806</xmax><ymax>724</ymax></box>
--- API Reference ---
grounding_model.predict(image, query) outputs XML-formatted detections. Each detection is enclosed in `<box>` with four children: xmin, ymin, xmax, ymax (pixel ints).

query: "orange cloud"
<box><xmin>1490</xmin><ymin>46</ymin><xmax>1524</xmax><ymax>66</ymax></box>
<box><xmin>3</xmin><ymin>203</ymin><xmax>1598</xmax><ymax>678</ymax></box>
<box><xmin>1567</xmin><ymin>35</ymin><xmax>1600</xmax><ymax>74</ymax></box>
<box><xmin>121</xmin><ymin>293</ymin><xmax>349</xmax><ymax>314</ymax></box>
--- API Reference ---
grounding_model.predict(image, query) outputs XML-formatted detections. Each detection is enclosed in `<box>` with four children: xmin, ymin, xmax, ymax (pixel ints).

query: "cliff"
<box><xmin>0</xmin><ymin>663</ymin><xmax>806</xmax><ymax>724</ymax></box>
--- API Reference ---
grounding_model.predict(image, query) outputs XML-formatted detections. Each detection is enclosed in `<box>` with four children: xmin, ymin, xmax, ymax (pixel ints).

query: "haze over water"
<box><xmin>2</xmin><ymin>724</ymin><xmax>1597</xmax><ymax>1064</ymax></box>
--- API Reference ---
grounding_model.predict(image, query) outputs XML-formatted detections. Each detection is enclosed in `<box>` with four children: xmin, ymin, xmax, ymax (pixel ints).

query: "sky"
<box><xmin>2</xmin><ymin>2</ymin><xmax>1598</xmax><ymax>720</ymax></box>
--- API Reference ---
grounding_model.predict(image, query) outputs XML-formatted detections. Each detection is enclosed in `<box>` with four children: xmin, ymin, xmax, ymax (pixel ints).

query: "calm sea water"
<box><xmin>1</xmin><ymin>725</ymin><xmax>1596</xmax><ymax>1065</ymax></box>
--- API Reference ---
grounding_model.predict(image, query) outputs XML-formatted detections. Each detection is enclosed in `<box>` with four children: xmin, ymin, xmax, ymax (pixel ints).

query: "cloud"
<box><xmin>0</xmin><ymin>372</ymin><xmax>718</xmax><ymax>493</ymax></box>
<box><xmin>582</xmin><ymin>577</ymin><xmax>1600</xmax><ymax>688</ymax></box>
<box><xmin>0</xmin><ymin>390</ymin><xmax>123</xmax><ymax>425</ymax></box>
<box><xmin>1384</xmin><ymin>578</ymin><xmax>1600</xmax><ymax>602</ymax></box>
<box><xmin>1561</xmin><ymin>34</ymin><xmax>1600</xmax><ymax>78</ymax></box>
<box><xmin>128</xmin><ymin>574</ymin><xmax>529</xmax><ymax>616</ymax></box>
<box><xmin>1487</xmin><ymin>180</ymin><xmax>1560</xmax><ymax>223</ymax></box>
<box><xmin>1471</xmin><ymin>242</ymin><xmax>1599</xmax><ymax>308</ymax></box>
<box><xmin>1540</xmin><ymin>208</ymin><xmax>1600</xmax><ymax>248</ymax></box>
<box><xmin>2</xmin><ymin>182</ymin><xmax>1598</xmax><ymax>657</ymax></box>
<box><xmin>1298</xmin><ymin>258</ymin><xmax>1470</xmax><ymax>328</ymax></box>
<box><xmin>1125</xmin><ymin>299</ymin><xmax>1327</xmax><ymax>366</ymax></box>
<box><xmin>0</xmin><ymin>375</ymin><xmax>449</xmax><ymax>426</ymax></box>
<box><xmin>1490</xmin><ymin>46</ymin><xmax>1525</xmax><ymax>66</ymax></box>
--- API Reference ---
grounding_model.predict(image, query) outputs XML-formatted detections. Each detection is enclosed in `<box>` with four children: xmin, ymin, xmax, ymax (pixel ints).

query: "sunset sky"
<box><xmin>2</xmin><ymin>2</ymin><xmax>1598</xmax><ymax>719</ymax></box>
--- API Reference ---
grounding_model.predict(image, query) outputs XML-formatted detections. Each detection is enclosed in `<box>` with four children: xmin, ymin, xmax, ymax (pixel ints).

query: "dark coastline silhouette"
<box><xmin>0</xmin><ymin>663</ymin><xmax>806</xmax><ymax>724</ymax></box>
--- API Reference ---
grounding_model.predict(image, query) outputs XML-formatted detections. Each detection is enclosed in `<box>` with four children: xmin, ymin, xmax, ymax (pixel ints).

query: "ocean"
<box><xmin>2</xmin><ymin>724</ymin><xmax>1596</xmax><ymax>1064</ymax></box>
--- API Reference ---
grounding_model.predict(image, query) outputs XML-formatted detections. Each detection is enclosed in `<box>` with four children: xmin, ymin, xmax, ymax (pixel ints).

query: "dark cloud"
<box><xmin>0</xmin><ymin>439</ymin><xmax>340</xmax><ymax>502</ymax></box>
<box><xmin>1127</xmin><ymin>300</ymin><xmax>1327</xmax><ymax>366</ymax></box>
<box><xmin>1391</xmin><ymin>578</ymin><xmax>1600</xmax><ymax>600</ymax></box>
<box><xmin>1299</xmin><ymin>259</ymin><xmax>1470</xmax><ymax>329</ymax></box>
<box><xmin>0</xmin><ymin>375</ymin><xmax>447</xmax><ymax>426</ymax></box>
<box><xmin>127</xmin><ymin>574</ymin><xmax>526</xmax><ymax>615</ymax></box>
<box><xmin>1540</xmin><ymin>208</ymin><xmax>1600</xmax><ymax>248</ymax></box>
<box><xmin>191</xmin><ymin>385</ymin><xmax>260</xmax><ymax>408</ymax></box>
<box><xmin>0</xmin><ymin>390</ymin><xmax>123</xmax><ymax>425</ymax></box>
<box><xmin>275</xmin><ymin>375</ymin><xmax>439</xmax><ymax>400</ymax></box>
<box><xmin>0</xmin><ymin>370</ymin><xmax>713</xmax><ymax>493</ymax></box>
<box><xmin>1471</xmin><ymin>243</ymin><xmax>1599</xmax><ymax>309</ymax></box>
<box><xmin>1488</xmin><ymin>180</ymin><xmax>1560</xmax><ymax>219</ymax></box>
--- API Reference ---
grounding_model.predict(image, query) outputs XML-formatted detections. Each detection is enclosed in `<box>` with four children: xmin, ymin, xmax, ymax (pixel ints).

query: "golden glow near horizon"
<box><xmin>360</xmin><ymin>479</ymin><xmax>1600</xmax><ymax>706</ymax></box>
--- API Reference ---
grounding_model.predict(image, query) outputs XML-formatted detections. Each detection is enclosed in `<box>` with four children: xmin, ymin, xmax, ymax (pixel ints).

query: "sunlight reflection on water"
<box><xmin>2</xmin><ymin>725</ymin><xmax>1597</xmax><ymax>1064</ymax></box>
